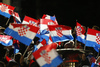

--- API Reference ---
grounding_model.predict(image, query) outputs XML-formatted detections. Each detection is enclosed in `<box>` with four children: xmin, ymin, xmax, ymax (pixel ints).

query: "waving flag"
<box><xmin>4</xmin><ymin>23</ymin><xmax>39</xmax><ymax>46</ymax></box>
<box><xmin>0</xmin><ymin>39</ymin><xmax>13</xmax><ymax>46</ymax></box>
<box><xmin>40</xmin><ymin>19</ymin><xmax>58</xmax><ymax>34</ymax></box>
<box><xmin>33</xmin><ymin>43</ymin><xmax>63</xmax><ymax>67</ymax></box>
<box><xmin>0</xmin><ymin>3</ymin><xmax>15</xmax><ymax>18</ymax></box>
<box><xmin>37</xmin><ymin>39</ymin><xmax>46</xmax><ymax>49</ymax></box>
<box><xmin>42</xmin><ymin>14</ymin><xmax>58</xmax><ymax>23</ymax></box>
<box><xmin>0</xmin><ymin>35</ymin><xmax>13</xmax><ymax>46</ymax></box>
<box><xmin>11</xmin><ymin>11</ymin><xmax>21</xmax><ymax>24</ymax></box>
<box><xmin>86</xmin><ymin>28</ymin><xmax>100</xmax><ymax>48</ymax></box>
<box><xmin>76</xmin><ymin>22</ymin><xmax>86</xmax><ymax>44</ymax></box>
<box><xmin>0</xmin><ymin>35</ymin><xmax>12</xmax><ymax>44</ymax></box>
<box><xmin>22</xmin><ymin>16</ymin><xmax>39</xmax><ymax>27</ymax></box>
<box><xmin>48</xmin><ymin>25</ymin><xmax>74</xmax><ymax>42</ymax></box>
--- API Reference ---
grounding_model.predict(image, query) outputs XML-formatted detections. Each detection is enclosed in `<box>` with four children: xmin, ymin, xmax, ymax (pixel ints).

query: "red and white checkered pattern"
<box><xmin>1</xmin><ymin>4</ymin><xmax>7</xmax><ymax>12</ymax></box>
<box><xmin>76</xmin><ymin>27</ymin><xmax>81</xmax><ymax>36</ymax></box>
<box><xmin>96</xmin><ymin>35</ymin><xmax>100</xmax><ymax>44</ymax></box>
<box><xmin>41</xmin><ymin>53</ymin><xmax>51</xmax><ymax>64</ymax></box>
<box><xmin>18</xmin><ymin>27</ymin><xmax>28</xmax><ymax>36</ymax></box>
<box><xmin>56</xmin><ymin>29</ymin><xmax>63</xmax><ymax>37</ymax></box>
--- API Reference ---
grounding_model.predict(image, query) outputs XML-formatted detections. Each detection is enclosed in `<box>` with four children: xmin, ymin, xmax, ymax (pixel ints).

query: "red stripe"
<box><xmin>48</xmin><ymin>25</ymin><xmax>71</xmax><ymax>31</ymax></box>
<box><xmin>40</xmin><ymin>19</ymin><xmax>58</xmax><ymax>25</ymax></box>
<box><xmin>0</xmin><ymin>3</ymin><xmax>15</xmax><ymax>10</ymax></box>
<box><xmin>24</xmin><ymin>16</ymin><xmax>38</xmax><ymax>23</ymax></box>
<box><xmin>11</xmin><ymin>23</ymin><xmax>39</xmax><ymax>33</ymax></box>
<box><xmin>41</xmin><ymin>39</ymin><xmax>46</xmax><ymax>46</ymax></box>
<box><xmin>76</xmin><ymin>22</ymin><xmax>85</xmax><ymax>34</ymax></box>
<box><xmin>33</xmin><ymin>43</ymin><xmax>57</xmax><ymax>59</ymax></box>
<box><xmin>87</xmin><ymin>28</ymin><xmax>100</xmax><ymax>36</ymax></box>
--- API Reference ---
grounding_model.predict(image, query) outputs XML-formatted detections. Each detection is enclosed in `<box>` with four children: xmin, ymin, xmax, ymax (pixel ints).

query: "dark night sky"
<box><xmin>20</xmin><ymin>0</ymin><xmax>100</xmax><ymax>29</ymax></box>
<box><xmin>0</xmin><ymin>0</ymin><xmax>100</xmax><ymax>29</ymax></box>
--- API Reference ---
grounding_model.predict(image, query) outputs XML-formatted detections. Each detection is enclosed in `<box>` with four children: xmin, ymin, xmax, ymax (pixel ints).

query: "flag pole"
<box><xmin>23</xmin><ymin>46</ymin><xmax>30</xmax><ymax>57</ymax></box>
<box><xmin>6</xmin><ymin>18</ymin><xmax>10</xmax><ymax>25</ymax></box>
<box><xmin>75</xmin><ymin>19</ymin><xmax>78</xmax><ymax>48</ymax></box>
<box><xmin>84</xmin><ymin>27</ymin><xmax>89</xmax><ymax>50</ymax></box>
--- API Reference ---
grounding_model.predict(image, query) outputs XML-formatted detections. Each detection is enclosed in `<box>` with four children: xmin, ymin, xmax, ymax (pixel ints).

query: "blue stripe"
<box><xmin>50</xmin><ymin>16</ymin><xmax>56</xmax><ymax>21</ymax></box>
<box><xmin>76</xmin><ymin>36</ymin><xmax>86</xmax><ymax>44</ymax></box>
<box><xmin>0</xmin><ymin>10</ymin><xmax>11</xmax><ymax>18</ymax></box>
<box><xmin>0</xmin><ymin>40</ymin><xmax>13</xmax><ymax>46</ymax></box>
<box><xmin>42</xmin><ymin>56</ymin><xmax>63</xmax><ymax>67</ymax></box>
<box><xmin>4</xmin><ymin>28</ymin><xmax>32</xmax><ymax>46</ymax></box>
<box><xmin>52</xmin><ymin>35</ymin><xmax>74</xmax><ymax>42</ymax></box>
<box><xmin>86</xmin><ymin>40</ymin><xmax>100</xmax><ymax>48</ymax></box>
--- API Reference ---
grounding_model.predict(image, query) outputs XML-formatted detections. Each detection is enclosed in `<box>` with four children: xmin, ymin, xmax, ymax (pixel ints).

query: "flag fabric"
<box><xmin>33</xmin><ymin>39</ymin><xmax>47</xmax><ymax>52</ymax></box>
<box><xmin>4</xmin><ymin>23</ymin><xmax>39</xmax><ymax>46</ymax></box>
<box><xmin>33</xmin><ymin>43</ymin><xmax>63</xmax><ymax>67</ymax></box>
<box><xmin>91</xmin><ymin>63</ymin><xmax>98</xmax><ymax>67</ymax></box>
<box><xmin>37</xmin><ymin>39</ymin><xmax>47</xmax><ymax>49</ymax></box>
<box><xmin>0</xmin><ymin>39</ymin><xmax>13</xmax><ymax>46</ymax></box>
<box><xmin>40</xmin><ymin>19</ymin><xmax>58</xmax><ymax>34</ymax></box>
<box><xmin>39</xmin><ymin>19</ymin><xmax>58</xmax><ymax>43</ymax></box>
<box><xmin>0</xmin><ymin>35</ymin><xmax>13</xmax><ymax>44</ymax></box>
<box><xmin>76</xmin><ymin>22</ymin><xmax>86</xmax><ymax>44</ymax></box>
<box><xmin>11</xmin><ymin>11</ymin><xmax>21</xmax><ymax>24</ymax></box>
<box><xmin>0</xmin><ymin>3</ymin><xmax>15</xmax><ymax>18</ymax></box>
<box><xmin>48</xmin><ymin>36</ymin><xmax>53</xmax><ymax>45</ymax></box>
<box><xmin>22</xmin><ymin>16</ymin><xmax>39</xmax><ymax>27</ymax></box>
<box><xmin>6</xmin><ymin>56</ymin><xmax>12</xmax><ymax>62</ymax></box>
<box><xmin>48</xmin><ymin>25</ymin><xmax>74</xmax><ymax>42</ymax></box>
<box><xmin>13</xmin><ymin>40</ymin><xmax>20</xmax><ymax>54</ymax></box>
<box><xmin>42</xmin><ymin>14</ymin><xmax>58</xmax><ymax>23</ymax></box>
<box><xmin>86</xmin><ymin>28</ymin><xmax>100</xmax><ymax>48</ymax></box>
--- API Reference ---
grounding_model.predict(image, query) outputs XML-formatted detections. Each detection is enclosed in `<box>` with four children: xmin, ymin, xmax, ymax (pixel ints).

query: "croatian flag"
<box><xmin>12</xmin><ymin>11</ymin><xmax>21</xmax><ymax>24</ymax></box>
<box><xmin>0</xmin><ymin>35</ymin><xmax>13</xmax><ymax>44</ymax></box>
<box><xmin>42</xmin><ymin>14</ymin><xmax>58</xmax><ymax>23</ymax></box>
<box><xmin>33</xmin><ymin>43</ymin><xmax>63</xmax><ymax>67</ymax></box>
<box><xmin>4</xmin><ymin>23</ymin><xmax>39</xmax><ymax>46</ymax></box>
<box><xmin>0</xmin><ymin>35</ymin><xmax>13</xmax><ymax>46</ymax></box>
<box><xmin>76</xmin><ymin>22</ymin><xmax>86</xmax><ymax>44</ymax></box>
<box><xmin>86</xmin><ymin>28</ymin><xmax>100</xmax><ymax>48</ymax></box>
<box><xmin>48</xmin><ymin>25</ymin><xmax>74</xmax><ymax>42</ymax></box>
<box><xmin>40</xmin><ymin>19</ymin><xmax>58</xmax><ymax>34</ymax></box>
<box><xmin>0</xmin><ymin>3</ymin><xmax>15</xmax><ymax>18</ymax></box>
<box><xmin>22</xmin><ymin>16</ymin><xmax>39</xmax><ymax>27</ymax></box>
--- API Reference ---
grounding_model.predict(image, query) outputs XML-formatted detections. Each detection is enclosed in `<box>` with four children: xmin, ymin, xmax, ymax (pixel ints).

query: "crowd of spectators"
<box><xmin>0</xmin><ymin>25</ymin><xmax>100</xmax><ymax>67</ymax></box>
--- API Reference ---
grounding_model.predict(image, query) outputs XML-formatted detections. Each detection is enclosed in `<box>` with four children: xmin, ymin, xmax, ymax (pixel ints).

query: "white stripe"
<box><xmin>37</xmin><ymin>43</ymin><xmax>43</xmax><ymax>49</ymax></box>
<box><xmin>40</xmin><ymin>24</ymin><xmax>48</xmax><ymax>30</ymax></box>
<box><xmin>45</xmin><ymin>15</ymin><xmax>50</xmax><ymax>19</ymax></box>
<box><xmin>9</xmin><ymin>24</ymin><xmax>36</xmax><ymax>39</ymax></box>
<box><xmin>22</xmin><ymin>21</ymin><xmax>29</xmax><ymax>24</ymax></box>
<box><xmin>79</xmin><ymin>34</ymin><xmax>85</xmax><ymax>39</ymax></box>
<box><xmin>36</xmin><ymin>49</ymin><xmax>58</xmax><ymax>66</ymax></box>
<box><xmin>50</xmin><ymin>30</ymin><xmax>72</xmax><ymax>36</ymax></box>
<box><xmin>86</xmin><ymin>34</ymin><xmax>96</xmax><ymax>42</ymax></box>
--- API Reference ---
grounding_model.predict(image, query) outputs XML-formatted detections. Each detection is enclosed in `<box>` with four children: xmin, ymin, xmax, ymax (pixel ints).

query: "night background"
<box><xmin>0</xmin><ymin>0</ymin><xmax>100</xmax><ymax>65</ymax></box>
<box><xmin>0</xmin><ymin>0</ymin><xmax>100</xmax><ymax>29</ymax></box>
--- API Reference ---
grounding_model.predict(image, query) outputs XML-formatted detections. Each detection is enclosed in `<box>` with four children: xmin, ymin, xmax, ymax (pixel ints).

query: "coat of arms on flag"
<box><xmin>40</xmin><ymin>50</ymin><xmax>51</xmax><ymax>64</ymax></box>
<box><xmin>55</xmin><ymin>27</ymin><xmax>63</xmax><ymax>37</ymax></box>
<box><xmin>96</xmin><ymin>33</ymin><xmax>100</xmax><ymax>44</ymax></box>
<box><xmin>76</xmin><ymin>26</ymin><xmax>82</xmax><ymax>36</ymax></box>
<box><xmin>18</xmin><ymin>25</ymin><xmax>30</xmax><ymax>36</ymax></box>
<box><xmin>0</xmin><ymin>4</ymin><xmax>7</xmax><ymax>12</ymax></box>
